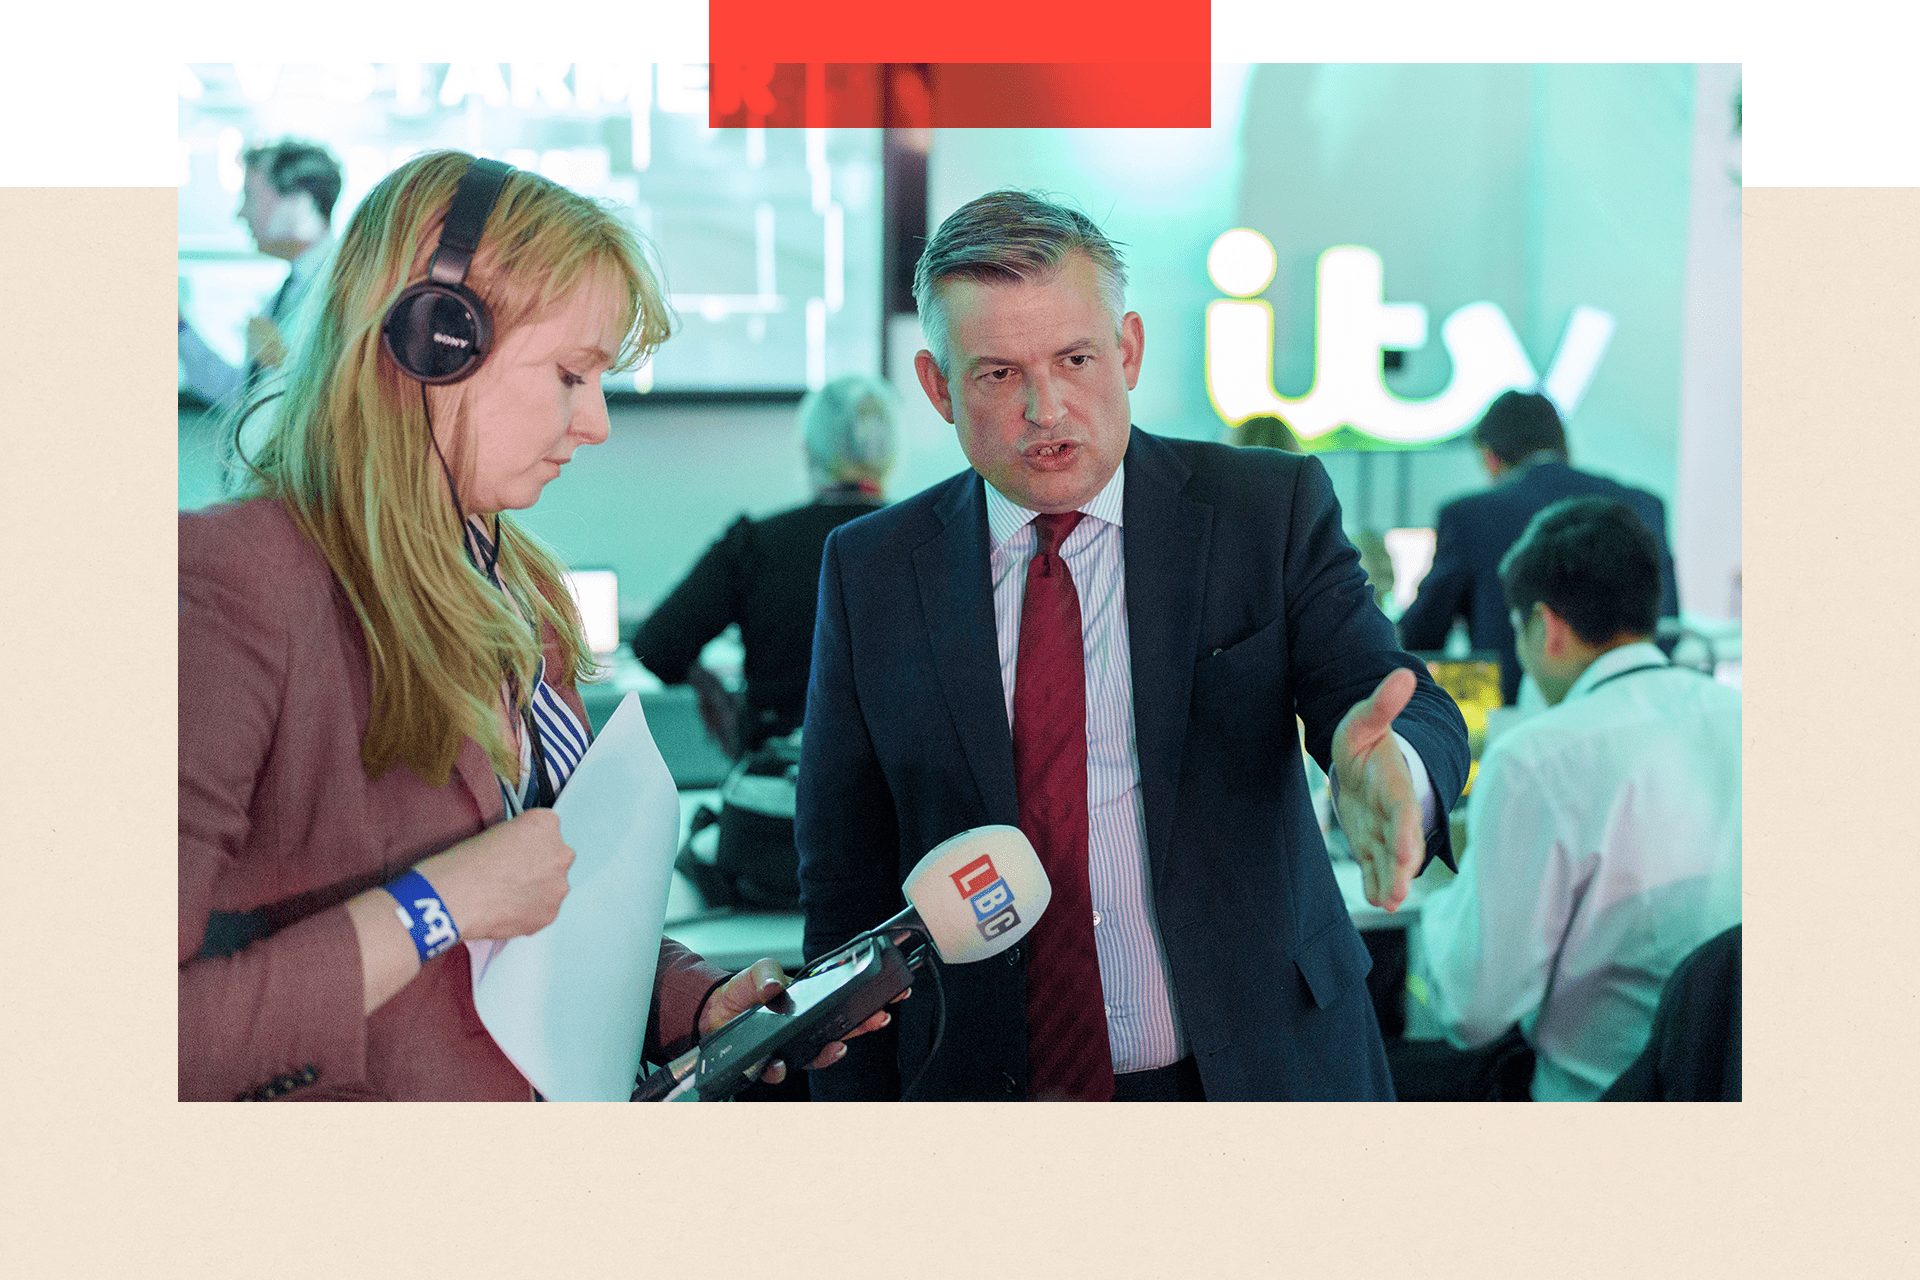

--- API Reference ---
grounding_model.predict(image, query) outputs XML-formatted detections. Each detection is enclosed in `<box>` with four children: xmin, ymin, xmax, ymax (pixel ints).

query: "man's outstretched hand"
<box><xmin>1331</xmin><ymin>668</ymin><xmax>1424</xmax><ymax>911</ymax></box>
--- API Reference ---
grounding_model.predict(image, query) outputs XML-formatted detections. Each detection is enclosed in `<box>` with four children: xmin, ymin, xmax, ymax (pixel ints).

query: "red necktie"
<box><xmin>1013</xmin><ymin>511</ymin><xmax>1113</xmax><ymax>1102</ymax></box>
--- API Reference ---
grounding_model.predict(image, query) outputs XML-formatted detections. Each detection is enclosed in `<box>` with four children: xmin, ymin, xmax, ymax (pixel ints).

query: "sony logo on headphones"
<box><xmin>432</xmin><ymin>332</ymin><xmax>470</xmax><ymax>348</ymax></box>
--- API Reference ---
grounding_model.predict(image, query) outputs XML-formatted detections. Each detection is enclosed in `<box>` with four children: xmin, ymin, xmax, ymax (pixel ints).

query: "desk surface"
<box><xmin>580</xmin><ymin>657</ymin><xmax>734</xmax><ymax>789</ymax></box>
<box><xmin>661</xmin><ymin>789</ymin><xmax>806</xmax><ymax>969</ymax></box>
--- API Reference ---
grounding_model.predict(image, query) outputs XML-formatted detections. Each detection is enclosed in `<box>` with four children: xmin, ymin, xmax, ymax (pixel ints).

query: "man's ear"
<box><xmin>914</xmin><ymin>348</ymin><xmax>955</xmax><ymax>424</ymax></box>
<box><xmin>1538</xmin><ymin>603</ymin><xmax>1577</xmax><ymax>660</ymax></box>
<box><xmin>1119</xmin><ymin>311</ymin><xmax>1145</xmax><ymax>390</ymax></box>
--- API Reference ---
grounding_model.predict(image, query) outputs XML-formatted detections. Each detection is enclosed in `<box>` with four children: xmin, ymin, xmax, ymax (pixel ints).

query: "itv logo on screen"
<box><xmin>1204</xmin><ymin>229</ymin><xmax>1616</xmax><ymax>449</ymax></box>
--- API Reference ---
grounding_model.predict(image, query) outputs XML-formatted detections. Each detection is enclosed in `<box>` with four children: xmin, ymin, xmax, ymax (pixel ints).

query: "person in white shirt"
<box><xmin>1401</xmin><ymin>495</ymin><xmax>1741</xmax><ymax>1101</ymax></box>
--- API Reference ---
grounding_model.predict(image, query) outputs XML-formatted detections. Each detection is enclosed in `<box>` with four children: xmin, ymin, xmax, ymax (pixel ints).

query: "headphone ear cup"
<box><xmin>380</xmin><ymin>282</ymin><xmax>494</xmax><ymax>384</ymax></box>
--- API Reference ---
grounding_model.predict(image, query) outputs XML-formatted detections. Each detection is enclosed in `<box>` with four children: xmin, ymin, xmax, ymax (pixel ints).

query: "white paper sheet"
<box><xmin>469</xmin><ymin>692</ymin><xmax>680</xmax><ymax>1101</ymax></box>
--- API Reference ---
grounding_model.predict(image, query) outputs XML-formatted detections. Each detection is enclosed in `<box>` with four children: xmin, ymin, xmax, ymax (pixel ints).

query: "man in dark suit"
<box><xmin>1396</xmin><ymin>390</ymin><xmax>1679</xmax><ymax>704</ymax></box>
<box><xmin>795</xmin><ymin>191</ymin><xmax>1469</xmax><ymax>1101</ymax></box>
<box><xmin>179</xmin><ymin>138</ymin><xmax>344</xmax><ymax>410</ymax></box>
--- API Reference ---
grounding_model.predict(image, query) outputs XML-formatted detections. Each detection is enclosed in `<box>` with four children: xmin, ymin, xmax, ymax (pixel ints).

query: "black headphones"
<box><xmin>380</xmin><ymin>157</ymin><xmax>514</xmax><ymax>384</ymax></box>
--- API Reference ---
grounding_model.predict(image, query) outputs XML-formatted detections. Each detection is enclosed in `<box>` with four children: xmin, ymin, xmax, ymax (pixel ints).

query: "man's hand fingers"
<box><xmin>701</xmin><ymin>957</ymin><xmax>795</xmax><ymax>1037</ymax></box>
<box><xmin>1351</xmin><ymin>668</ymin><xmax>1417</xmax><ymax>742</ymax></box>
<box><xmin>1378</xmin><ymin>802</ymin><xmax>1425</xmax><ymax>910</ymax></box>
<box><xmin>1352</xmin><ymin>788</ymin><xmax>1422</xmax><ymax>910</ymax></box>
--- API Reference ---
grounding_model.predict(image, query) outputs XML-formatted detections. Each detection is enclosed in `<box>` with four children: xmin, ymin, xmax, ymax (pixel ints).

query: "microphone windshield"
<box><xmin>900</xmin><ymin>826</ymin><xmax>1050</xmax><ymax>964</ymax></box>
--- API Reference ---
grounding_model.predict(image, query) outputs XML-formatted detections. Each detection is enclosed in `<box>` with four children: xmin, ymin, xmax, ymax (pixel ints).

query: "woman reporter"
<box><xmin>178</xmin><ymin>150</ymin><xmax>882</xmax><ymax>1100</ymax></box>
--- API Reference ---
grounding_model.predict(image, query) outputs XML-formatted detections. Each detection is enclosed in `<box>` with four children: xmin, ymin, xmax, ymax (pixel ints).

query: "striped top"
<box><xmin>984</xmin><ymin>464</ymin><xmax>1185</xmax><ymax>1073</ymax></box>
<box><xmin>464</xmin><ymin>517</ymin><xmax>592</xmax><ymax>813</ymax></box>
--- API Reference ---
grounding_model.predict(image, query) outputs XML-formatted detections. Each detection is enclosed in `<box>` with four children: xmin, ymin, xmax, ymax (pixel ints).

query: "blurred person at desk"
<box><xmin>1396</xmin><ymin>389</ymin><xmax>1678</xmax><ymax>705</ymax></box>
<box><xmin>178</xmin><ymin>152</ymin><xmax>889</xmax><ymax>1101</ymax></box>
<box><xmin>1397</xmin><ymin>497</ymin><xmax>1740</xmax><ymax>1101</ymax></box>
<box><xmin>632</xmin><ymin>373</ymin><xmax>899</xmax><ymax>757</ymax></box>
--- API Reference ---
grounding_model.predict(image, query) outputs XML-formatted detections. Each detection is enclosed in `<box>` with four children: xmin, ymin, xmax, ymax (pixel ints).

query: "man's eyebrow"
<box><xmin>965</xmin><ymin>339</ymin><xmax>1097</xmax><ymax>369</ymax></box>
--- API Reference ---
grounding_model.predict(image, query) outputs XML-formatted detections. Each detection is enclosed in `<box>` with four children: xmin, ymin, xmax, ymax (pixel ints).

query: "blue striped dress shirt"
<box><xmin>984</xmin><ymin>465</ymin><xmax>1438</xmax><ymax>1075</ymax></box>
<box><xmin>984</xmin><ymin>465</ymin><xmax>1185</xmax><ymax>1073</ymax></box>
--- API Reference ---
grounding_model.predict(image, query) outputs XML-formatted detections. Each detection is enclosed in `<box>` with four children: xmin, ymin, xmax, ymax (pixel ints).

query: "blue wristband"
<box><xmin>385</xmin><ymin>869</ymin><xmax>460</xmax><ymax>963</ymax></box>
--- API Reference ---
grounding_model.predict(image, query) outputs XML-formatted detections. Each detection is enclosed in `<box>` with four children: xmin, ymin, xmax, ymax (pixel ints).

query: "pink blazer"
<box><xmin>179</xmin><ymin>499</ymin><xmax>727</xmax><ymax>1100</ymax></box>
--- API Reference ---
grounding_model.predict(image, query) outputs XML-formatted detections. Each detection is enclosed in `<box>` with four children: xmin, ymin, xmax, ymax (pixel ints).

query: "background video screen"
<box><xmin>177</xmin><ymin>62</ymin><xmax>882</xmax><ymax>396</ymax></box>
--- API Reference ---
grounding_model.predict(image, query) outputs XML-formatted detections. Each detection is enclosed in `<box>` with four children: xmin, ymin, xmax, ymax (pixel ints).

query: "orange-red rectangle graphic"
<box><xmin>707</xmin><ymin>63</ymin><xmax>1211</xmax><ymax>129</ymax></box>
<box><xmin>708</xmin><ymin>0</ymin><xmax>1209</xmax><ymax>64</ymax></box>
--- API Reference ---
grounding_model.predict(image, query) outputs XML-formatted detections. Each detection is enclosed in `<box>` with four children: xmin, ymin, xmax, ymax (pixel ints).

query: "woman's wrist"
<box><xmin>345</xmin><ymin>887</ymin><xmax>428</xmax><ymax>1016</ymax></box>
<box><xmin>383</xmin><ymin>868</ymin><xmax>460</xmax><ymax>963</ymax></box>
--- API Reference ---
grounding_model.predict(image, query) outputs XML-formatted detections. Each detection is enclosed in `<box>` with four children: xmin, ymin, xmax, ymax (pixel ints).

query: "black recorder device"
<box><xmin>633</xmin><ymin>934</ymin><xmax>917</xmax><ymax>1102</ymax></box>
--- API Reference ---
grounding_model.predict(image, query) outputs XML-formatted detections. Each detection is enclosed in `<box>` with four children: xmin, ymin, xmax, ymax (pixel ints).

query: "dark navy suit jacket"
<box><xmin>1397</xmin><ymin>459</ymin><xmax>1679</xmax><ymax>704</ymax></box>
<box><xmin>795</xmin><ymin>430</ymin><xmax>1468</xmax><ymax>1100</ymax></box>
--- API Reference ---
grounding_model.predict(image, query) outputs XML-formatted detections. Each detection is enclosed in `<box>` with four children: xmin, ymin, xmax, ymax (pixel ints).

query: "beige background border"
<box><xmin>0</xmin><ymin>177</ymin><xmax>1909</xmax><ymax>1273</ymax></box>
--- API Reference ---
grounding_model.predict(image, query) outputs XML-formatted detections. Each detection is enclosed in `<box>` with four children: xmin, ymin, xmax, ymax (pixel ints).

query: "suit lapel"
<box><xmin>452</xmin><ymin>737</ymin><xmax>507</xmax><ymax>827</ymax></box>
<box><xmin>913</xmin><ymin>473</ymin><xmax>1020</xmax><ymax>823</ymax></box>
<box><xmin>1121</xmin><ymin>431</ymin><xmax>1211</xmax><ymax>875</ymax></box>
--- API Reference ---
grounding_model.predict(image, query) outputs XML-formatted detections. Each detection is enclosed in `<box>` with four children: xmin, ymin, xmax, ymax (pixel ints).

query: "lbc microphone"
<box><xmin>634</xmin><ymin>826</ymin><xmax>1050</xmax><ymax>1100</ymax></box>
<box><xmin>855</xmin><ymin>823</ymin><xmax>1053</xmax><ymax>963</ymax></box>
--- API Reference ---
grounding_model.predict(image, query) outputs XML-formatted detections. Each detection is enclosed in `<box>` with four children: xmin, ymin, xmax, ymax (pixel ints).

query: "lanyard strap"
<box><xmin>1582</xmin><ymin>661</ymin><xmax>1708</xmax><ymax>696</ymax></box>
<box><xmin>464</xmin><ymin>516</ymin><xmax>559</xmax><ymax>812</ymax></box>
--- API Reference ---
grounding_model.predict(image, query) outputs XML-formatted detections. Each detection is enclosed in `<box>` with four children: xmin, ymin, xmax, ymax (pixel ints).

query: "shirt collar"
<box><xmin>1501</xmin><ymin>449</ymin><xmax>1566</xmax><ymax>483</ymax></box>
<box><xmin>287</xmin><ymin>233</ymin><xmax>334</xmax><ymax>287</ymax></box>
<box><xmin>984</xmin><ymin>460</ymin><xmax>1126</xmax><ymax>548</ymax></box>
<box><xmin>1564</xmin><ymin>639</ymin><xmax>1668</xmax><ymax>701</ymax></box>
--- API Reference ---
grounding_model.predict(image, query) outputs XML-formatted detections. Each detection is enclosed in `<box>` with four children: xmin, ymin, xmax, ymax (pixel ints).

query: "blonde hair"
<box><xmin>237</xmin><ymin>150</ymin><xmax>672</xmax><ymax>786</ymax></box>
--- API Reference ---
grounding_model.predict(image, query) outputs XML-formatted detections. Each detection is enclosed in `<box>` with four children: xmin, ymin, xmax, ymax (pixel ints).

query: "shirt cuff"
<box><xmin>1391</xmin><ymin>730</ymin><xmax>1438</xmax><ymax>834</ymax></box>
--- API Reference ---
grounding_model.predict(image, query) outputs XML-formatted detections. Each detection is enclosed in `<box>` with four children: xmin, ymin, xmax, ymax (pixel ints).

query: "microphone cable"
<box><xmin>223</xmin><ymin>386</ymin><xmax>284</xmax><ymax>485</ymax></box>
<box><xmin>897</xmin><ymin>943</ymin><xmax>944</xmax><ymax>1101</ymax></box>
<box><xmin>792</xmin><ymin>925</ymin><xmax>948</xmax><ymax>1101</ymax></box>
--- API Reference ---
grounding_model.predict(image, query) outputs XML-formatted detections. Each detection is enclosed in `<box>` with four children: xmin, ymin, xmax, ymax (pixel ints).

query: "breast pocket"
<box><xmin>1190</xmin><ymin>617</ymin><xmax>1286</xmax><ymax>743</ymax></box>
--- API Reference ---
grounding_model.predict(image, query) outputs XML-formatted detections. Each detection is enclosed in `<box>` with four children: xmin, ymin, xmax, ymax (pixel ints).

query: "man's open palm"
<box><xmin>1332</xmin><ymin>668</ymin><xmax>1424</xmax><ymax>910</ymax></box>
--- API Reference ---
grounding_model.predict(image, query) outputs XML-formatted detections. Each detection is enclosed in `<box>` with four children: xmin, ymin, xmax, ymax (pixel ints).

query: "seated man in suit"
<box><xmin>1397</xmin><ymin>390</ymin><xmax>1679</xmax><ymax>704</ymax></box>
<box><xmin>1401</xmin><ymin>497</ymin><xmax>1741</xmax><ymax>1101</ymax></box>
<box><xmin>796</xmin><ymin>189</ymin><xmax>1468</xmax><ymax>1101</ymax></box>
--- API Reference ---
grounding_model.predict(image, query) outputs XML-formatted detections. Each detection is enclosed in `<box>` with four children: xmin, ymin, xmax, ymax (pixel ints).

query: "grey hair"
<box><xmin>799</xmin><ymin>372</ymin><xmax>901</xmax><ymax>491</ymax></box>
<box><xmin>912</xmin><ymin>189</ymin><xmax>1128</xmax><ymax>374</ymax></box>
